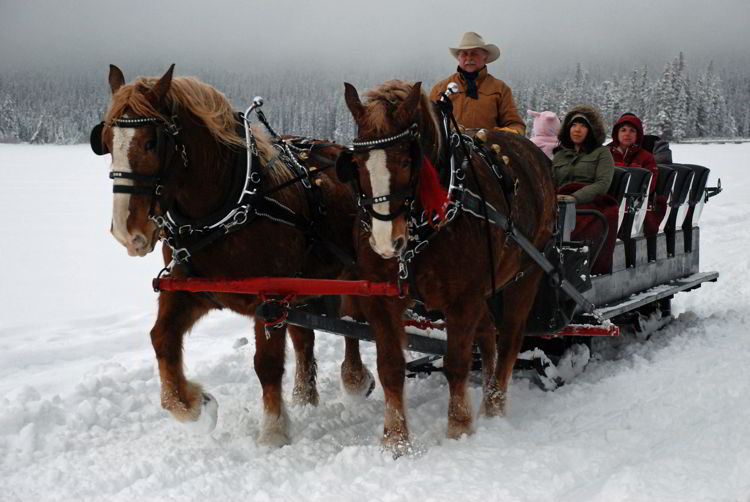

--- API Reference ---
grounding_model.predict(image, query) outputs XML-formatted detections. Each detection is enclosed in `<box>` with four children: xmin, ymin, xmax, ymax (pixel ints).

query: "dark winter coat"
<box><xmin>429</xmin><ymin>67</ymin><xmax>525</xmax><ymax>133</ymax></box>
<box><xmin>552</xmin><ymin>105</ymin><xmax>614</xmax><ymax>204</ymax></box>
<box><xmin>642</xmin><ymin>134</ymin><xmax>673</xmax><ymax>164</ymax></box>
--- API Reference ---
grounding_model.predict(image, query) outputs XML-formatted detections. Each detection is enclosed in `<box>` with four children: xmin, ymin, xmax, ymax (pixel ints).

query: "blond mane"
<box><xmin>105</xmin><ymin>75</ymin><xmax>282</xmax><ymax>174</ymax></box>
<box><xmin>361</xmin><ymin>80</ymin><xmax>442</xmax><ymax>155</ymax></box>
<box><xmin>106</xmin><ymin>76</ymin><xmax>247</xmax><ymax>148</ymax></box>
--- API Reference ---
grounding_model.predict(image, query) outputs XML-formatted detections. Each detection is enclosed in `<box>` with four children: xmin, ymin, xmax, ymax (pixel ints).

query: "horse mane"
<box><xmin>105</xmin><ymin>75</ymin><xmax>282</xmax><ymax>178</ymax></box>
<box><xmin>106</xmin><ymin>76</ymin><xmax>247</xmax><ymax>149</ymax></box>
<box><xmin>361</xmin><ymin>79</ymin><xmax>442</xmax><ymax>154</ymax></box>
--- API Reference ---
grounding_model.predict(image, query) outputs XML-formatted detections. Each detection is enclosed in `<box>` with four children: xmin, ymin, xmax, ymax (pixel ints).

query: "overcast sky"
<box><xmin>1</xmin><ymin>0</ymin><xmax>748</xmax><ymax>77</ymax></box>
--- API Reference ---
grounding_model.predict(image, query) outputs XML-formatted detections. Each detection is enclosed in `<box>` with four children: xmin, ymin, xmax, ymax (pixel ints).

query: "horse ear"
<box><xmin>109</xmin><ymin>65</ymin><xmax>125</xmax><ymax>94</ymax></box>
<box><xmin>344</xmin><ymin>82</ymin><xmax>365</xmax><ymax>123</ymax></box>
<box><xmin>395</xmin><ymin>82</ymin><xmax>422</xmax><ymax>125</ymax></box>
<box><xmin>335</xmin><ymin>149</ymin><xmax>356</xmax><ymax>183</ymax></box>
<box><xmin>147</xmin><ymin>63</ymin><xmax>175</xmax><ymax>106</ymax></box>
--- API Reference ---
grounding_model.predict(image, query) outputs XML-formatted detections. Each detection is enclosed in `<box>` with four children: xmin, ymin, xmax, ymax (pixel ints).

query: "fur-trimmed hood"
<box><xmin>558</xmin><ymin>104</ymin><xmax>606</xmax><ymax>148</ymax></box>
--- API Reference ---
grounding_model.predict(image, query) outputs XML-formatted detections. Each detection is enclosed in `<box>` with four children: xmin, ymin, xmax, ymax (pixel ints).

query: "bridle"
<box><xmin>90</xmin><ymin>114</ymin><xmax>189</xmax><ymax>220</ymax></box>
<box><xmin>340</xmin><ymin>123</ymin><xmax>424</xmax><ymax>222</ymax></box>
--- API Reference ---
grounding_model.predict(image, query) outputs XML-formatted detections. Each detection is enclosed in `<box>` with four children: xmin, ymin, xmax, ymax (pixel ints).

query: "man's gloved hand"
<box><xmin>494</xmin><ymin>126</ymin><xmax>522</xmax><ymax>134</ymax></box>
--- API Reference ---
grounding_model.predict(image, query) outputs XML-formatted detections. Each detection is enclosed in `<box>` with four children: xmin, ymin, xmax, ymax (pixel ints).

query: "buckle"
<box><xmin>173</xmin><ymin>247</ymin><xmax>191</xmax><ymax>263</ymax></box>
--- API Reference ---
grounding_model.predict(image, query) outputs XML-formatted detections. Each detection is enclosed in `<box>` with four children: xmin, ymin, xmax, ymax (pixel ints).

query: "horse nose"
<box><xmin>131</xmin><ymin>233</ymin><xmax>147</xmax><ymax>249</ymax></box>
<box><xmin>127</xmin><ymin>232</ymin><xmax>150</xmax><ymax>255</ymax></box>
<box><xmin>392</xmin><ymin>236</ymin><xmax>406</xmax><ymax>255</ymax></box>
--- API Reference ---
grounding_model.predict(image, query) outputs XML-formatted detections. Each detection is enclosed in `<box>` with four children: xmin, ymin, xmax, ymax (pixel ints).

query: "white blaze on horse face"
<box><xmin>110</xmin><ymin>127</ymin><xmax>137</xmax><ymax>252</ymax></box>
<box><xmin>365</xmin><ymin>149</ymin><xmax>396</xmax><ymax>258</ymax></box>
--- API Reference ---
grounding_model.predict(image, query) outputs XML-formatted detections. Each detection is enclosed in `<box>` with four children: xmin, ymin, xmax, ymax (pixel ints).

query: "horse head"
<box><xmin>340</xmin><ymin>80</ymin><xmax>441</xmax><ymax>259</ymax></box>
<box><xmin>92</xmin><ymin>64</ymin><xmax>245</xmax><ymax>258</ymax></box>
<box><xmin>91</xmin><ymin>64</ymin><xmax>176</xmax><ymax>257</ymax></box>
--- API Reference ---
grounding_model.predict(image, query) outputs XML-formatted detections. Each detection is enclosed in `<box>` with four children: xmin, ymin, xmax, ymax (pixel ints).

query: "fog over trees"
<box><xmin>2</xmin><ymin>0</ymin><xmax>748</xmax><ymax>144</ymax></box>
<box><xmin>0</xmin><ymin>53</ymin><xmax>746</xmax><ymax>145</ymax></box>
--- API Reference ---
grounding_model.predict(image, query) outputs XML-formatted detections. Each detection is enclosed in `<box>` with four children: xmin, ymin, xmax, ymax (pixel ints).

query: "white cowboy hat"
<box><xmin>449</xmin><ymin>32</ymin><xmax>501</xmax><ymax>63</ymax></box>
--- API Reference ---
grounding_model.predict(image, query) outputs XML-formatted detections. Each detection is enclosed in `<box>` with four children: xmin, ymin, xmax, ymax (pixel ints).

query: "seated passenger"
<box><xmin>553</xmin><ymin>105</ymin><xmax>618</xmax><ymax>274</ymax></box>
<box><xmin>528</xmin><ymin>109</ymin><xmax>560</xmax><ymax>160</ymax></box>
<box><xmin>553</xmin><ymin>105</ymin><xmax>614</xmax><ymax>203</ymax></box>
<box><xmin>608</xmin><ymin>112</ymin><xmax>667</xmax><ymax>236</ymax></box>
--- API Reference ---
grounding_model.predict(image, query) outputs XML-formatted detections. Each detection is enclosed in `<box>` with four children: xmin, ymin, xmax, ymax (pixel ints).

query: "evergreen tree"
<box><xmin>649</xmin><ymin>63</ymin><xmax>675</xmax><ymax>139</ymax></box>
<box><xmin>0</xmin><ymin>93</ymin><xmax>19</xmax><ymax>141</ymax></box>
<box><xmin>671</xmin><ymin>53</ymin><xmax>690</xmax><ymax>140</ymax></box>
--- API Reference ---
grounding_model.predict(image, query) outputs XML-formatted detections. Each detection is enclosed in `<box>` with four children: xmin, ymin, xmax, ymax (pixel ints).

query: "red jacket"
<box><xmin>608</xmin><ymin>113</ymin><xmax>658</xmax><ymax>194</ymax></box>
<box><xmin>608</xmin><ymin>113</ymin><xmax>666</xmax><ymax>236</ymax></box>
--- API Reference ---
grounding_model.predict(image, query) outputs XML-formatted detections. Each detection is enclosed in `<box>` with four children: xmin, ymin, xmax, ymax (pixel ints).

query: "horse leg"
<box><xmin>475</xmin><ymin>309</ymin><xmax>498</xmax><ymax>415</ymax></box>
<box><xmin>340</xmin><ymin>337</ymin><xmax>376</xmax><ymax>397</ymax></box>
<box><xmin>150</xmin><ymin>292</ymin><xmax>217</xmax><ymax>432</ymax></box>
<box><xmin>253</xmin><ymin>320</ymin><xmax>290</xmax><ymax>446</ymax></box>
<box><xmin>361</xmin><ymin>298</ymin><xmax>409</xmax><ymax>455</ymax></box>
<box><xmin>287</xmin><ymin>325</ymin><xmax>319</xmax><ymax>406</ymax></box>
<box><xmin>443</xmin><ymin>299</ymin><xmax>483</xmax><ymax>439</ymax></box>
<box><xmin>485</xmin><ymin>269</ymin><xmax>545</xmax><ymax>417</ymax></box>
<box><xmin>338</xmin><ymin>297</ymin><xmax>375</xmax><ymax>397</ymax></box>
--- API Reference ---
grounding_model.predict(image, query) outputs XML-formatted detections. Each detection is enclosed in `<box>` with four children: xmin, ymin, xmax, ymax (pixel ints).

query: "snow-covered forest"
<box><xmin>0</xmin><ymin>53</ymin><xmax>747</xmax><ymax>145</ymax></box>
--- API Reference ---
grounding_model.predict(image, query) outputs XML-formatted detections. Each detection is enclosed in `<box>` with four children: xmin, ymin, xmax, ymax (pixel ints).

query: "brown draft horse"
<box><xmin>94</xmin><ymin>65</ymin><xmax>373</xmax><ymax>444</ymax></box>
<box><xmin>339</xmin><ymin>80</ymin><xmax>557</xmax><ymax>453</ymax></box>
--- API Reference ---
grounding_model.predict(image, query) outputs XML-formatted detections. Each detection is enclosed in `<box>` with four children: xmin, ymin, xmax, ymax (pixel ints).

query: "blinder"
<box><xmin>335</xmin><ymin>149</ymin><xmax>355</xmax><ymax>183</ymax></box>
<box><xmin>90</xmin><ymin>122</ymin><xmax>106</xmax><ymax>156</ymax></box>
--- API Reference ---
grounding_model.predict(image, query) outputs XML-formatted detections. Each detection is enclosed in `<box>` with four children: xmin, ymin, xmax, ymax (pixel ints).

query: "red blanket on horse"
<box><xmin>559</xmin><ymin>183</ymin><xmax>619</xmax><ymax>275</ymax></box>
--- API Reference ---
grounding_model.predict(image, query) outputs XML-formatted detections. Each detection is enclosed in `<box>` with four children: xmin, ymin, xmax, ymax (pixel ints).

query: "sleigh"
<box><xmin>154</xmin><ymin>156</ymin><xmax>721</xmax><ymax>390</ymax></box>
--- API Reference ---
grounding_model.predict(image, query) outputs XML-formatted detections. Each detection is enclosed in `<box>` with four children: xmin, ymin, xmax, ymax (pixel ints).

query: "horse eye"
<box><xmin>145</xmin><ymin>140</ymin><xmax>157</xmax><ymax>152</ymax></box>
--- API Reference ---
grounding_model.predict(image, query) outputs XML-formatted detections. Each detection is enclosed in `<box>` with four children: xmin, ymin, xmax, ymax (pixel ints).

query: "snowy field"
<box><xmin>1</xmin><ymin>143</ymin><xmax>749</xmax><ymax>501</ymax></box>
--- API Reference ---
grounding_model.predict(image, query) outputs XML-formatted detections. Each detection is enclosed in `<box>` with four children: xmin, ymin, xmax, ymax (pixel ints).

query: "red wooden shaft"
<box><xmin>154</xmin><ymin>276</ymin><xmax>404</xmax><ymax>297</ymax></box>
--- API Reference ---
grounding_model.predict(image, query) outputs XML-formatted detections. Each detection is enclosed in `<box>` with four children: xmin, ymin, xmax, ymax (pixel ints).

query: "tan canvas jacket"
<box><xmin>429</xmin><ymin>67</ymin><xmax>525</xmax><ymax>134</ymax></box>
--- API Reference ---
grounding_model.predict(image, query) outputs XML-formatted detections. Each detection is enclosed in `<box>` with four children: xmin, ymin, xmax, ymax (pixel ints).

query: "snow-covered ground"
<box><xmin>1</xmin><ymin>143</ymin><xmax>748</xmax><ymax>501</ymax></box>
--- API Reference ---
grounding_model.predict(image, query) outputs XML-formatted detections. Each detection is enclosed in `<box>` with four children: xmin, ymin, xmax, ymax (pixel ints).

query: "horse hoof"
<box><xmin>446</xmin><ymin>420</ymin><xmax>474</xmax><ymax>440</ymax></box>
<box><xmin>257</xmin><ymin>409</ymin><xmax>290</xmax><ymax>447</ymax></box>
<box><xmin>365</xmin><ymin>371</ymin><xmax>376</xmax><ymax>397</ymax></box>
<box><xmin>292</xmin><ymin>387</ymin><xmax>320</xmax><ymax>407</ymax></box>
<box><xmin>383</xmin><ymin>438</ymin><xmax>413</xmax><ymax>459</ymax></box>
<box><xmin>184</xmin><ymin>392</ymin><xmax>218</xmax><ymax>434</ymax></box>
<box><xmin>341</xmin><ymin>367</ymin><xmax>376</xmax><ymax>398</ymax></box>
<box><xmin>258</xmin><ymin>429</ymin><xmax>291</xmax><ymax>447</ymax></box>
<box><xmin>480</xmin><ymin>389</ymin><xmax>507</xmax><ymax>418</ymax></box>
<box><xmin>292</xmin><ymin>380</ymin><xmax>320</xmax><ymax>407</ymax></box>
